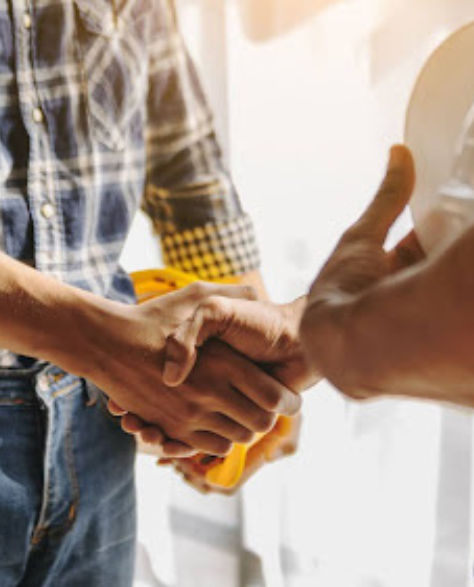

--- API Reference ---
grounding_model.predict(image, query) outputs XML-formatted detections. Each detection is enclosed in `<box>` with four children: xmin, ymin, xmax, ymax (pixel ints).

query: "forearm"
<box><xmin>303</xmin><ymin>227</ymin><xmax>474</xmax><ymax>406</ymax></box>
<box><xmin>0</xmin><ymin>252</ymin><xmax>121</xmax><ymax>377</ymax></box>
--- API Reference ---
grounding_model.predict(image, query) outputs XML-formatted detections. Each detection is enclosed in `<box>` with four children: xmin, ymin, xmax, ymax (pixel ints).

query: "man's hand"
<box><xmin>304</xmin><ymin>145</ymin><xmax>420</xmax><ymax>299</ymax></box>
<box><xmin>82</xmin><ymin>281</ymin><xmax>301</xmax><ymax>458</ymax></box>
<box><xmin>300</xmin><ymin>145</ymin><xmax>425</xmax><ymax>399</ymax></box>
<box><xmin>123</xmin><ymin>281</ymin><xmax>313</xmax><ymax>462</ymax></box>
<box><xmin>162</xmin><ymin>295</ymin><xmax>319</xmax><ymax>394</ymax></box>
<box><xmin>125</xmin><ymin>270</ymin><xmax>309</xmax><ymax>479</ymax></box>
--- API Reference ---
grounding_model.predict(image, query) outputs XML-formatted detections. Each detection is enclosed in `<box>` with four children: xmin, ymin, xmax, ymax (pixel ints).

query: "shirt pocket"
<box><xmin>74</xmin><ymin>0</ymin><xmax>149</xmax><ymax>150</ymax></box>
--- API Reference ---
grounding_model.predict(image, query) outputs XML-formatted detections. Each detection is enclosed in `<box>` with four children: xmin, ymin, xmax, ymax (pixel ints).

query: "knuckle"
<box><xmin>242</xmin><ymin>285</ymin><xmax>258</xmax><ymax>300</ymax></box>
<box><xmin>176</xmin><ymin>401</ymin><xmax>204</xmax><ymax>425</ymax></box>
<box><xmin>190</xmin><ymin>281</ymin><xmax>209</xmax><ymax>297</ymax></box>
<box><xmin>166</xmin><ymin>331</ymin><xmax>186</xmax><ymax>352</ymax></box>
<box><xmin>236</xmin><ymin>428</ymin><xmax>255</xmax><ymax>444</ymax></box>
<box><xmin>201</xmin><ymin>296</ymin><xmax>224</xmax><ymax>316</ymax></box>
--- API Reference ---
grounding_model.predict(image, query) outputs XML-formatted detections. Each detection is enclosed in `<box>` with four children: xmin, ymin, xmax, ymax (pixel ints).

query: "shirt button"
<box><xmin>41</xmin><ymin>203</ymin><xmax>55</xmax><ymax>219</ymax></box>
<box><xmin>32</xmin><ymin>108</ymin><xmax>44</xmax><ymax>124</ymax></box>
<box><xmin>23</xmin><ymin>13</ymin><xmax>32</xmax><ymax>29</ymax></box>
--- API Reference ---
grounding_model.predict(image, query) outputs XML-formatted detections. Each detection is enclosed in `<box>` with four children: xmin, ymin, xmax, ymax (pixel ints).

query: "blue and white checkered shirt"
<box><xmin>0</xmin><ymin>0</ymin><xmax>259</xmax><ymax>365</ymax></box>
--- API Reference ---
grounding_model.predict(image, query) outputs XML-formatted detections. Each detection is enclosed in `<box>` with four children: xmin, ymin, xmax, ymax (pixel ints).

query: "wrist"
<box><xmin>282</xmin><ymin>295</ymin><xmax>306</xmax><ymax>343</ymax></box>
<box><xmin>299</xmin><ymin>294</ymin><xmax>354</xmax><ymax>390</ymax></box>
<box><xmin>42</xmin><ymin>287</ymin><xmax>134</xmax><ymax>381</ymax></box>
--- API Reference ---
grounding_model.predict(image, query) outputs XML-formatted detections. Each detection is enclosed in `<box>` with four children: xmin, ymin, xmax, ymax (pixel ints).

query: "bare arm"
<box><xmin>0</xmin><ymin>252</ymin><xmax>301</xmax><ymax>456</ymax></box>
<box><xmin>0</xmin><ymin>250</ymin><xmax>112</xmax><ymax>372</ymax></box>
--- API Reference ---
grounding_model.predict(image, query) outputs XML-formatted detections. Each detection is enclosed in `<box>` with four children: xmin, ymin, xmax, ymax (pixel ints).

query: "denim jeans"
<box><xmin>0</xmin><ymin>363</ymin><xmax>137</xmax><ymax>587</ymax></box>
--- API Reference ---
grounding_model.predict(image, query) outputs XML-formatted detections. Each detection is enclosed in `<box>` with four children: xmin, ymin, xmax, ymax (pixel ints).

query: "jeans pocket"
<box><xmin>0</xmin><ymin>366</ymin><xmax>44</xmax><ymax>405</ymax></box>
<box><xmin>74</xmin><ymin>0</ymin><xmax>149</xmax><ymax>150</ymax></box>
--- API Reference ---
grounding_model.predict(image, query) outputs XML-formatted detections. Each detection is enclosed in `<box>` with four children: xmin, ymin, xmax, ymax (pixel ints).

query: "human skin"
<box><xmin>0</xmin><ymin>253</ymin><xmax>301</xmax><ymax>457</ymax></box>
<box><xmin>123</xmin><ymin>147</ymin><xmax>436</xmax><ymax>474</ymax></box>
<box><xmin>165</xmin><ymin>270</ymin><xmax>304</xmax><ymax>493</ymax></box>
<box><xmin>115</xmin><ymin>269</ymin><xmax>306</xmax><ymax>483</ymax></box>
<box><xmin>158</xmin><ymin>145</ymin><xmax>421</xmax><ymax>400</ymax></box>
<box><xmin>162</xmin><ymin>146</ymin><xmax>467</xmax><ymax>413</ymax></box>
<box><xmin>300</xmin><ymin>144</ymin><xmax>474</xmax><ymax>407</ymax></box>
<box><xmin>168</xmin><ymin>414</ymin><xmax>302</xmax><ymax>495</ymax></box>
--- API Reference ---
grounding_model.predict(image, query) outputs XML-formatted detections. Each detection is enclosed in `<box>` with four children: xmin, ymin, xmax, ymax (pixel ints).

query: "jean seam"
<box><xmin>30</xmin><ymin>401</ymin><xmax>54</xmax><ymax>546</ymax></box>
<box><xmin>64</xmin><ymin>393</ymin><xmax>80</xmax><ymax>530</ymax></box>
<box><xmin>30</xmin><ymin>397</ymin><xmax>80</xmax><ymax>547</ymax></box>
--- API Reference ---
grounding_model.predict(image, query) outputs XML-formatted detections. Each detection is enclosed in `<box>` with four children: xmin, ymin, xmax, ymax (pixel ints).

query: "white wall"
<box><xmin>123</xmin><ymin>1</ymin><xmax>474</xmax><ymax>585</ymax></box>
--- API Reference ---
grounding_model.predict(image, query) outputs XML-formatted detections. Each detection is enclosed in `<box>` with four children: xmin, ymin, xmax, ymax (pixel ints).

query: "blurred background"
<box><xmin>120</xmin><ymin>1</ymin><xmax>474</xmax><ymax>585</ymax></box>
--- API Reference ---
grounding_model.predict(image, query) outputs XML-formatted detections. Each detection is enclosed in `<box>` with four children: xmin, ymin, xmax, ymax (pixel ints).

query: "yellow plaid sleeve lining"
<box><xmin>161</xmin><ymin>214</ymin><xmax>260</xmax><ymax>279</ymax></box>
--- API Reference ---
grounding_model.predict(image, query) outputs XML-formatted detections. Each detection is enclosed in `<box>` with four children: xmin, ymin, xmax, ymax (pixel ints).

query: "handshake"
<box><xmin>106</xmin><ymin>279</ymin><xmax>318</xmax><ymax>460</ymax></box>
<box><xmin>85</xmin><ymin>145</ymin><xmax>427</xmax><ymax>491</ymax></box>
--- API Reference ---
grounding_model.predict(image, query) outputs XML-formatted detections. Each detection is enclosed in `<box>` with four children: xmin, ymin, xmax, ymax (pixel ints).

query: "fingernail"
<box><xmin>163</xmin><ymin>361</ymin><xmax>181</xmax><ymax>387</ymax></box>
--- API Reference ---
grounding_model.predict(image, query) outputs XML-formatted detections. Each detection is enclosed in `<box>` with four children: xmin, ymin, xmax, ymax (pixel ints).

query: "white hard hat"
<box><xmin>405</xmin><ymin>22</ymin><xmax>474</xmax><ymax>253</ymax></box>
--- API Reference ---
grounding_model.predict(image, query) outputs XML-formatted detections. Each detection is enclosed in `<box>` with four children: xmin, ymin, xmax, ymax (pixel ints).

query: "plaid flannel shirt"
<box><xmin>0</xmin><ymin>0</ymin><xmax>259</xmax><ymax>309</ymax></box>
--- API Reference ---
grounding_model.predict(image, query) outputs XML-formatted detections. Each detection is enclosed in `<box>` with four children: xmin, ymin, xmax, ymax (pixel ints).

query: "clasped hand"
<box><xmin>100</xmin><ymin>281</ymin><xmax>307</xmax><ymax>460</ymax></box>
<box><xmin>103</xmin><ymin>145</ymin><xmax>426</xmax><ymax>479</ymax></box>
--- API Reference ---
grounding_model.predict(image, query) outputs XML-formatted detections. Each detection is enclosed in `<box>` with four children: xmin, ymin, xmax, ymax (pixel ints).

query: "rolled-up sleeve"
<box><xmin>143</xmin><ymin>0</ymin><xmax>260</xmax><ymax>280</ymax></box>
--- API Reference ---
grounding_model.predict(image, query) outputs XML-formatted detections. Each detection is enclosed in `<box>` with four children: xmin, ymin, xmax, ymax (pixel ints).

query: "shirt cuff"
<box><xmin>161</xmin><ymin>214</ymin><xmax>261</xmax><ymax>279</ymax></box>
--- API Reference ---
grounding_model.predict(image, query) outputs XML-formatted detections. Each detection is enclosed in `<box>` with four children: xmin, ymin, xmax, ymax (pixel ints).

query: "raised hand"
<box><xmin>300</xmin><ymin>145</ymin><xmax>426</xmax><ymax>399</ymax></box>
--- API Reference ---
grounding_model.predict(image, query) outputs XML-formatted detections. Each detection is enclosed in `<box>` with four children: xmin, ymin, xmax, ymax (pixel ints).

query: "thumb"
<box><xmin>351</xmin><ymin>145</ymin><xmax>416</xmax><ymax>244</ymax></box>
<box><xmin>163</xmin><ymin>296</ymin><xmax>236</xmax><ymax>387</ymax></box>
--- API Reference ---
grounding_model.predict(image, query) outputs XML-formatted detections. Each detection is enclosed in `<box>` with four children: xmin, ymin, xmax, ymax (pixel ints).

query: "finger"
<box><xmin>161</xmin><ymin>440</ymin><xmax>198</xmax><ymax>459</ymax></box>
<box><xmin>349</xmin><ymin>145</ymin><xmax>416</xmax><ymax>244</ymax></box>
<box><xmin>121</xmin><ymin>413</ymin><xmax>148</xmax><ymax>434</ymax></box>
<box><xmin>387</xmin><ymin>229</ymin><xmax>425</xmax><ymax>272</ymax></box>
<box><xmin>139</xmin><ymin>426</ymin><xmax>166</xmax><ymax>446</ymax></box>
<box><xmin>228</xmin><ymin>355</ymin><xmax>302</xmax><ymax>418</ymax></box>
<box><xmin>184</xmin><ymin>431</ymin><xmax>233</xmax><ymax>457</ymax></box>
<box><xmin>172</xmin><ymin>459</ymin><xmax>196</xmax><ymax>475</ymax></box>
<box><xmin>202</xmin><ymin>413</ymin><xmax>255</xmax><ymax>445</ymax></box>
<box><xmin>108</xmin><ymin>399</ymin><xmax>127</xmax><ymax>416</ymax></box>
<box><xmin>164</xmin><ymin>296</ymin><xmax>237</xmax><ymax>387</ymax></box>
<box><xmin>195</xmin><ymin>381</ymin><xmax>278</xmax><ymax>434</ymax></box>
<box><xmin>181</xmin><ymin>341</ymin><xmax>302</xmax><ymax>427</ymax></box>
<box><xmin>163</xmin><ymin>329</ymin><xmax>198</xmax><ymax>387</ymax></box>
